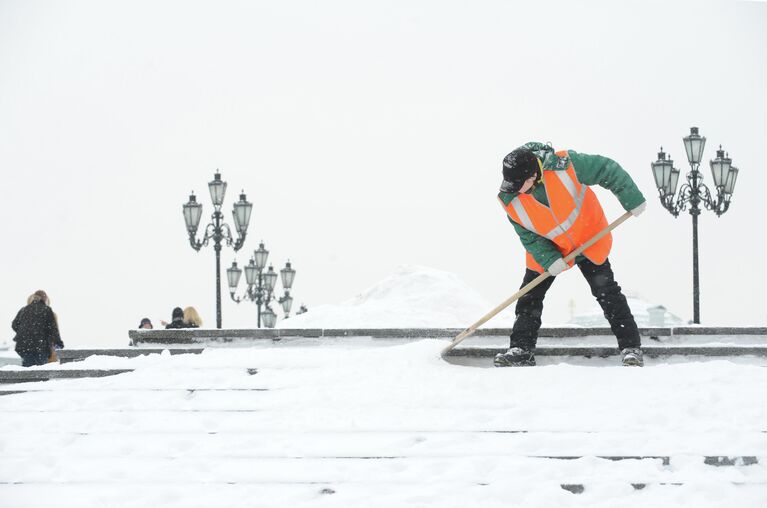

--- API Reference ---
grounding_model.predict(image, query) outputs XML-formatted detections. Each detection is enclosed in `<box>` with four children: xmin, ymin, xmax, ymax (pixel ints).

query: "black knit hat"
<box><xmin>172</xmin><ymin>307</ymin><xmax>184</xmax><ymax>320</ymax></box>
<box><xmin>500</xmin><ymin>147</ymin><xmax>540</xmax><ymax>193</ymax></box>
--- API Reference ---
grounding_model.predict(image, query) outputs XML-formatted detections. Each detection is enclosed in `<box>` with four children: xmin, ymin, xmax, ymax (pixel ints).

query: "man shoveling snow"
<box><xmin>495</xmin><ymin>142</ymin><xmax>646</xmax><ymax>367</ymax></box>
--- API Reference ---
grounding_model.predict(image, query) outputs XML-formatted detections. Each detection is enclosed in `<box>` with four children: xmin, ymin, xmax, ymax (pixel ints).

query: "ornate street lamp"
<box><xmin>184</xmin><ymin>171</ymin><xmax>252</xmax><ymax>328</ymax></box>
<box><xmin>277</xmin><ymin>261</ymin><xmax>296</xmax><ymax>318</ymax></box>
<box><xmin>228</xmin><ymin>241</ymin><xmax>297</xmax><ymax>328</ymax></box>
<box><xmin>279</xmin><ymin>293</ymin><xmax>294</xmax><ymax>318</ymax></box>
<box><xmin>651</xmin><ymin>127</ymin><xmax>740</xmax><ymax>323</ymax></box>
<box><xmin>262</xmin><ymin>307</ymin><xmax>277</xmax><ymax>329</ymax></box>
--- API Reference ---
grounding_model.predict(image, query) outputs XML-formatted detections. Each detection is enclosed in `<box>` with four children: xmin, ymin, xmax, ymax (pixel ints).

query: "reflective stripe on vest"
<box><xmin>550</xmin><ymin>170</ymin><xmax>587</xmax><ymax>235</ymax></box>
<box><xmin>509</xmin><ymin>168</ymin><xmax>586</xmax><ymax>241</ymax></box>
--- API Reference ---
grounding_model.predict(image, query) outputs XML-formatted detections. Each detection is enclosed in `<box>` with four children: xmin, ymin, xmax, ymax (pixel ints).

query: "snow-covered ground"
<box><xmin>1</xmin><ymin>341</ymin><xmax>766</xmax><ymax>507</ymax></box>
<box><xmin>3</xmin><ymin>265</ymin><xmax>765</xmax><ymax>505</ymax></box>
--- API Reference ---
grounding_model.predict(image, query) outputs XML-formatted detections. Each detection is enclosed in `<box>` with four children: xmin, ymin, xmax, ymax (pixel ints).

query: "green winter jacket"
<box><xmin>498</xmin><ymin>142</ymin><xmax>645</xmax><ymax>271</ymax></box>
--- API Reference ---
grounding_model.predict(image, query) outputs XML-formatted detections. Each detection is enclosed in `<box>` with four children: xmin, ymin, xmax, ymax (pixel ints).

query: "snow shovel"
<box><xmin>441</xmin><ymin>210</ymin><xmax>634</xmax><ymax>357</ymax></box>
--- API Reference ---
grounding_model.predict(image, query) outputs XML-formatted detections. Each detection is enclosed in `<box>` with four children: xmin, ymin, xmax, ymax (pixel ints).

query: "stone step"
<box><xmin>2</xmin><ymin>428</ymin><xmax>763</xmax><ymax>458</ymax></box>
<box><xmin>0</xmin><ymin>480</ymin><xmax>764</xmax><ymax>491</ymax></box>
<box><xmin>1</xmin><ymin>365</ymin><xmax>258</xmax><ymax>389</ymax></box>
<box><xmin>13</xmin><ymin>344</ymin><xmax>767</xmax><ymax>371</ymax></box>
<box><xmin>560</xmin><ymin>481</ymin><xmax>767</xmax><ymax>494</ymax></box>
<box><xmin>128</xmin><ymin>326</ymin><xmax>767</xmax><ymax>346</ymax></box>
<box><xmin>57</xmin><ymin>348</ymin><xmax>204</xmax><ymax>364</ymax></box>
<box><xmin>0</xmin><ymin>387</ymin><xmax>268</xmax><ymax>394</ymax></box>
<box><xmin>129</xmin><ymin>326</ymin><xmax>767</xmax><ymax>345</ymax></box>
<box><xmin>447</xmin><ymin>345</ymin><xmax>767</xmax><ymax>358</ymax></box>
<box><xmin>2</xmin><ymin>455</ymin><xmax>763</xmax><ymax>485</ymax></box>
<box><xmin>0</xmin><ymin>445</ymin><xmax>757</xmax><ymax>465</ymax></box>
<box><xmin>0</xmin><ymin>369</ymin><xmax>133</xmax><ymax>384</ymax></box>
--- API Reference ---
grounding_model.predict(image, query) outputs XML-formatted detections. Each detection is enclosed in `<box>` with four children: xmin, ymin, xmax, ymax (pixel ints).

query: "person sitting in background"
<box><xmin>30</xmin><ymin>293</ymin><xmax>65</xmax><ymax>353</ymax></box>
<box><xmin>163</xmin><ymin>307</ymin><xmax>186</xmax><ymax>329</ymax></box>
<box><xmin>12</xmin><ymin>290</ymin><xmax>64</xmax><ymax>367</ymax></box>
<box><xmin>183</xmin><ymin>307</ymin><xmax>202</xmax><ymax>328</ymax></box>
<box><xmin>130</xmin><ymin>317</ymin><xmax>155</xmax><ymax>346</ymax></box>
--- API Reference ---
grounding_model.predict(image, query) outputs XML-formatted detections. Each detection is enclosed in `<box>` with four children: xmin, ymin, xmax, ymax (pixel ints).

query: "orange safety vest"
<box><xmin>500</xmin><ymin>150</ymin><xmax>611</xmax><ymax>273</ymax></box>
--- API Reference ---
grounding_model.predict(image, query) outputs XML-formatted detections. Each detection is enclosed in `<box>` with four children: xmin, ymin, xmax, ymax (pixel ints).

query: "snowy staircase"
<box><xmin>1</xmin><ymin>342</ymin><xmax>766</xmax><ymax>505</ymax></box>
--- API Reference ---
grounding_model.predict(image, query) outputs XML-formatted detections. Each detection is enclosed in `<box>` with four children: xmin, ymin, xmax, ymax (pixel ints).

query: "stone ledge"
<box><xmin>57</xmin><ymin>349</ymin><xmax>204</xmax><ymax>364</ymax></box>
<box><xmin>21</xmin><ymin>342</ymin><xmax>767</xmax><ymax>367</ymax></box>
<box><xmin>447</xmin><ymin>345</ymin><xmax>767</xmax><ymax>358</ymax></box>
<box><xmin>128</xmin><ymin>326</ymin><xmax>767</xmax><ymax>345</ymax></box>
<box><xmin>0</xmin><ymin>369</ymin><xmax>133</xmax><ymax>384</ymax></box>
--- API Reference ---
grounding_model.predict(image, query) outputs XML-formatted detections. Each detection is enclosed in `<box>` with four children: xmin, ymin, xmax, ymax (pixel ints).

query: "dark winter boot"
<box><xmin>621</xmin><ymin>348</ymin><xmax>644</xmax><ymax>367</ymax></box>
<box><xmin>494</xmin><ymin>347</ymin><xmax>536</xmax><ymax>367</ymax></box>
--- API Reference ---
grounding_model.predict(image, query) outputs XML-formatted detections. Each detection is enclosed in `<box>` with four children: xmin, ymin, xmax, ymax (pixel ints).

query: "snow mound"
<box><xmin>279</xmin><ymin>265</ymin><xmax>507</xmax><ymax>328</ymax></box>
<box><xmin>570</xmin><ymin>296</ymin><xmax>685</xmax><ymax>327</ymax></box>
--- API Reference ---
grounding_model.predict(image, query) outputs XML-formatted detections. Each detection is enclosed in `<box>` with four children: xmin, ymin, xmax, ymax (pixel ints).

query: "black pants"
<box><xmin>509</xmin><ymin>258</ymin><xmax>641</xmax><ymax>351</ymax></box>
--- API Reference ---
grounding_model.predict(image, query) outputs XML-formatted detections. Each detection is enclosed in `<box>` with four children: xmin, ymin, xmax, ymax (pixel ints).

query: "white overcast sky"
<box><xmin>1</xmin><ymin>0</ymin><xmax>766</xmax><ymax>346</ymax></box>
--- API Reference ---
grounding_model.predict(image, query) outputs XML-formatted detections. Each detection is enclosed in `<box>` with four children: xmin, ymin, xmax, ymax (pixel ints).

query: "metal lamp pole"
<box><xmin>183</xmin><ymin>171</ymin><xmax>252</xmax><ymax>328</ymax></box>
<box><xmin>651</xmin><ymin>127</ymin><xmax>740</xmax><ymax>323</ymax></box>
<box><xmin>227</xmin><ymin>241</ymin><xmax>297</xmax><ymax>328</ymax></box>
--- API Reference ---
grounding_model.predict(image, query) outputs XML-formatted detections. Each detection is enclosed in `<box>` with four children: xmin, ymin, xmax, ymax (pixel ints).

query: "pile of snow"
<box><xmin>279</xmin><ymin>265</ymin><xmax>516</xmax><ymax>329</ymax></box>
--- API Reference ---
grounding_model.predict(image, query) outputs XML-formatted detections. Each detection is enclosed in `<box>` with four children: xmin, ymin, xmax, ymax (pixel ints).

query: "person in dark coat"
<box><xmin>12</xmin><ymin>290</ymin><xmax>64</xmax><ymax>367</ymax></box>
<box><xmin>164</xmin><ymin>307</ymin><xmax>186</xmax><ymax>329</ymax></box>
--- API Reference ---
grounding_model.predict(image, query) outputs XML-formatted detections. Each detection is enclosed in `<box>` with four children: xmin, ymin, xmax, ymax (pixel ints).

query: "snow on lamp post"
<box><xmin>183</xmin><ymin>171</ymin><xmax>252</xmax><ymax>329</ymax></box>
<box><xmin>651</xmin><ymin>127</ymin><xmax>740</xmax><ymax>323</ymax></box>
<box><xmin>228</xmin><ymin>241</ymin><xmax>298</xmax><ymax>328</ymax></box>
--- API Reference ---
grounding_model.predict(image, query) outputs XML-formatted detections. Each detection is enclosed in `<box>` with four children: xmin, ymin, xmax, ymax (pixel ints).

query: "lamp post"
<box><xmin>183</xmin><ymin>171</ymin><xmax>252</xmax><ymax>328</ymax></box>
<box><xmin>651</xmin><ymin>127</ymin><xmax>739</xmax><ymax>323</ymax></box>
<box><xmin>227</xmin><ymin>241</ymin><xmax>297</xmax><ymax>328</ymax></box>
